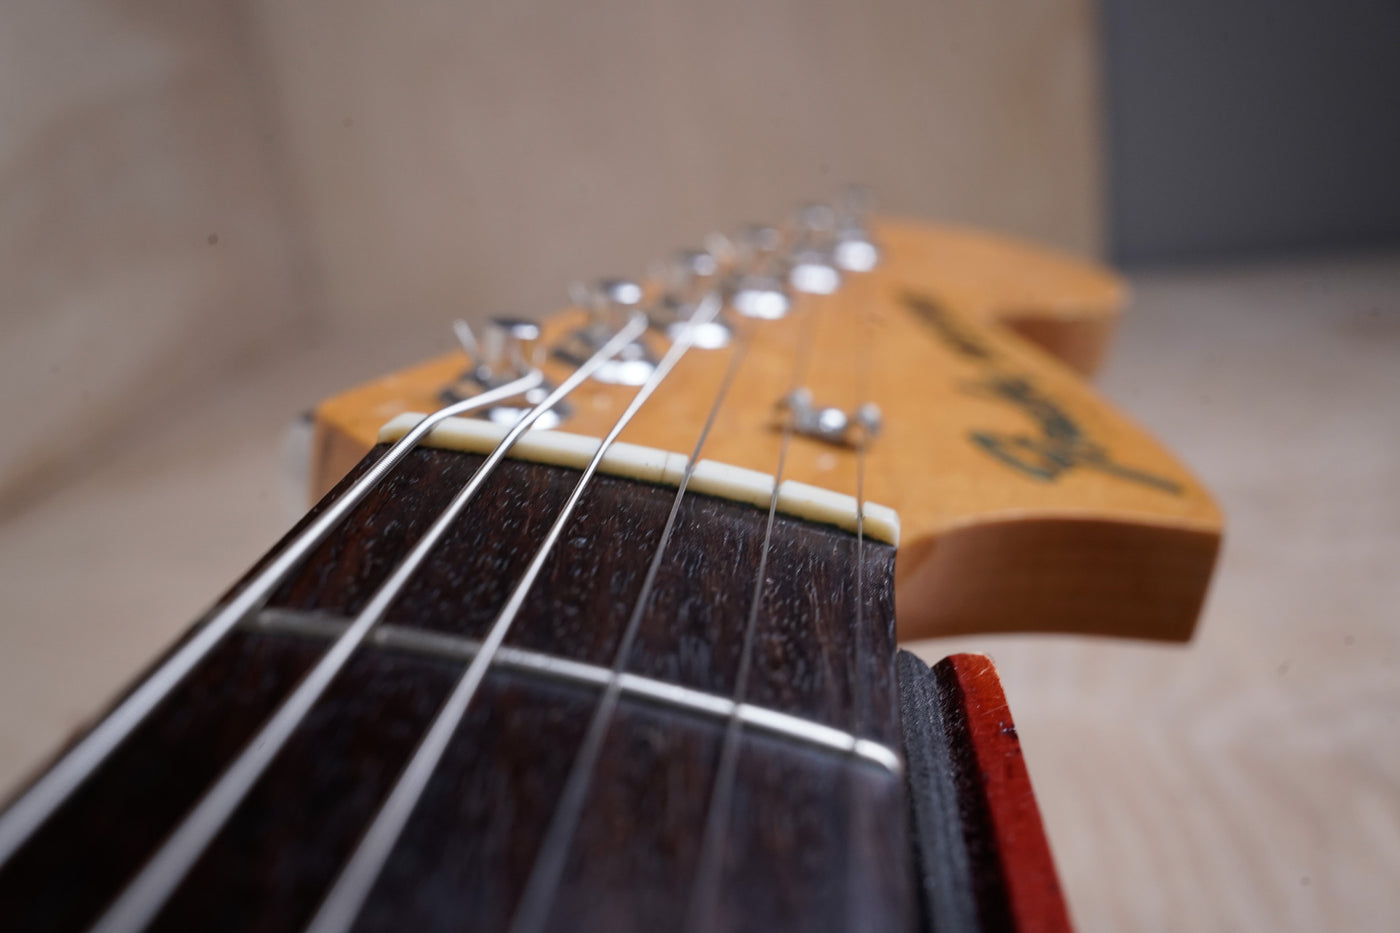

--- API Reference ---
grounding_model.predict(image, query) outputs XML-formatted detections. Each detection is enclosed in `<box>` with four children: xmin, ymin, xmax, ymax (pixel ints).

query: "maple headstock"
<box><xmin>312</xmin><ymin>215</ymin><xmax>1220</xmax><ymax>643</ymax></box>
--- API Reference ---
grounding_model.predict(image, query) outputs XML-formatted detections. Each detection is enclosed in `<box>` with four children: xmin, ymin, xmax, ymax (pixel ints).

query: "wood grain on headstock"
<box><xmin>313</xmin><ymin>217</ymin><xmax>1220</xmax><ymax>644</ymax></box>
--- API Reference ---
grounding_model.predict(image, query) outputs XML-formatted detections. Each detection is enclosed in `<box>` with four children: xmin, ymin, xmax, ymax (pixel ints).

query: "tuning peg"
<box><xmin>658</xmin><ymin>250</ymin><xmax>720</xmax><ymax>319</ymax></box>
<box><xmin>577</xmin><ymin>278</ymin><xmax>644</xmax><ymax>334</ymax></box>
<box><xmin>553</xmin><ymin>277</ymin><xmax>657</xmax><ymax>385</ymax></box>
<box><xmin>454</xmin><ymin>317</ymin><xmax>542</xmax><ymax>384</ymax></box>
<box><xmin>665</xmin><ymin>249</ymin><xmax>719</xmax><ymax>298</ymax></box>
<box><xmin>479</xmin><ymin>317</ymin><xmax>542</xmax><ymax>382</ymax></box>
<box><xmin>728</xmin><ymin>225</ymin><xmax>792</xmax><ymax>319</ymax></box>
<box><xmin>734</xmin><ymin>224</ymin><xmax>784</xmax><ymax>270</ymax></box>
<box><xmin>653</xmin><ymin>249</ymin><xmax>730</xmax><ymax>348</ymax></box>
<box><xmin>445</xmin><ymin>317</ymin><xmax>565</xmax><ymax>428</ymax></box>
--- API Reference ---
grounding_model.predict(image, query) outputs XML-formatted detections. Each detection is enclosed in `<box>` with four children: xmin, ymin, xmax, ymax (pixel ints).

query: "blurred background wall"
<box><xmin>1102</xmin><ymin>0</ymin><xmax>1400</xmax><ymax>264</ymax></box>
<box><xmin>0</xmin><ymin>0</ymin><xmax>1103</xmax><ymax>512</ymax></box>
<box><xmin>0</xmin><ymin>0</ymin><xmax>308</xmax><ymax>515</ymax></box>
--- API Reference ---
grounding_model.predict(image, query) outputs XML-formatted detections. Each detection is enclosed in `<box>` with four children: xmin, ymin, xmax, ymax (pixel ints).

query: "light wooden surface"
<box><xmin>0</xmin><ymin>249</ymin><xmax>1396</xmax><ymax>930</ymax></box>
<box><xmin>315</xmin><ymin>219</ymin><xmax>1218</xmax><ymax>644</ymax></box>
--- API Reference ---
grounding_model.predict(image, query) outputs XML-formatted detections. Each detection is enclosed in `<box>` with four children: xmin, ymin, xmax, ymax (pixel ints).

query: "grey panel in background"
<box><xmin>1103</xmin><ymin>0</ymin><xmax>1400</xmax><ymax>265</ymax></box>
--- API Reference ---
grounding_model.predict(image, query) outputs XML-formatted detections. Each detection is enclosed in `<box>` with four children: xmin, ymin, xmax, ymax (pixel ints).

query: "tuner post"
<box><xmin>651</xmin><ymin>248</ymin><xmax>732</xmax><ymax>348</ymax></box>
<box><xmin>476</xmin><ymin>317</ymin><xmax>542</xmax><ymax>384</ymax></box>
<box><xmin>787</xmin><ymin>202</ymin><xmax>842</xmax><ymax>296</ymax></box>
<box><xmin>445</xmin><ymin>316</ymin><xmax>568</xmax><ymax>429</ymax></box>
<box><xmin>552</xmin><ymin>278</ymin><xmax>658</xmax><ymax>385</ymax></box>
<box><xmin>728</xmin><ymin>224</ymin><xmax>793</xmax><ymax>319</ymax></box>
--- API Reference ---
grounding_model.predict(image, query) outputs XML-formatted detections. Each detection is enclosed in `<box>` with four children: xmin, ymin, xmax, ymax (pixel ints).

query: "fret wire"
<box><xmin>684</xmin><ymin>290</ymin><xmax>822</xmax><ymax>933</ymax></box>
<box><xmin>305</xmin><ymin>296</ymin><xmax>721</xmax><ymax>933</ymax></box>
<box><xmin>88</xmin><ymin>317</ymin><xmax>647</xmax><ymax>933</ymax></box>
<box><xmin>241</xmin><ymin>611</ymin><xmax>900</xmax><ymax>774</ymax></box>
<box><xmin>0</xmin><ymin>369</ymin><xmax>542</xmax><ymax>870</ymax></box>
<box><xmin>508</xmin><ymin>315</ymin><xmax>750</xmax><ymax>933</ymax></box>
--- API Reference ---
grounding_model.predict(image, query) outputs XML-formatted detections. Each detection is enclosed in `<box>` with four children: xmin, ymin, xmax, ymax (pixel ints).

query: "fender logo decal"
<box><xmin>904</xmin><ymin>293</ymin><xmax>1182</xmax><ymax>494</ymax></box>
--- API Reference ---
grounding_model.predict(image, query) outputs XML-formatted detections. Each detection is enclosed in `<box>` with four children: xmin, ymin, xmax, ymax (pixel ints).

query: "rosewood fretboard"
<box><xmin>0</xmin><ymin>444</ymin><xmax>916</xmax><ymax>932</ymax></box>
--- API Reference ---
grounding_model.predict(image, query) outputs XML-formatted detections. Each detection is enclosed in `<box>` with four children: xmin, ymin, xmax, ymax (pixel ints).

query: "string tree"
<box><xmin>553</xmin><ymin>277</ymin><xmax>659</xmax><ymax>385</ymax></box>
<box><xmin>778</xmin><ymin>387</ymin><xmax>883</xmax><ymax>448</ymax></box>
<box><xmin>445</xmin><ymin>316</ymin><xmax>568</xmax><ymax>429</ymax></box>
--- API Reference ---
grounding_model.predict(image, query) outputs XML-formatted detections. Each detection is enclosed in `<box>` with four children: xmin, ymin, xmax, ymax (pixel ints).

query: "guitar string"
<box><xmin>0</xmin><ymin>369</ymin><xmax>543</xmax><ymax>870</ymax></box>
<box><xmin>303</xmin><ymin>293</ymin><xmax>724</xmax><ymax>933</ymax></box>
<box><xmin>683</xmin><ymin>285</ymin><xmax>822</xmax><ymax>933</ymax></box>
<box><xmin>845</xmin><ymin>280</ymin><xmax>875</xmax><ymax>933</ymax></box>
<box><xmin>89</xmin><ymin>317</ymin><xmax>648</xmax><ymax>933</ymax></box>
<box><xmin>506</xmin><ymin>319</ymin><xmax>753</xmax><ymax>933</ymax></box>
<box><xmin>244</xmin><ymin>609</ymin><xmax>901</xmax><ymax>773</ymax></box>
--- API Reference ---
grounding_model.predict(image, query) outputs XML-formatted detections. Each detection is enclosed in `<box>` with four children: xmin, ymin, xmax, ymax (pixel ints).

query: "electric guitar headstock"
<box><xmin>313</xmin><ymin>203</ymin><xmax>1220</xmax><ymax>644</ymax></box>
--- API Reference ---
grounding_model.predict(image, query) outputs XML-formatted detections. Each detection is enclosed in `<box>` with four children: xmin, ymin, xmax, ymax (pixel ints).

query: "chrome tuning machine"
<box><xmin>444</xmin><ymin>316</ymin><xmax>568</xmax><ymax>428</ymax></box>
<box><xmin>553</xmin><ymin>278</ymin><xmax>658</xmax><ymax>385</ymax></box>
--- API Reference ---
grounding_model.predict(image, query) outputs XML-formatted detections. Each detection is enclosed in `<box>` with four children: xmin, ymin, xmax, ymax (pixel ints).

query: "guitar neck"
<box><xmin>0</xmin><ymin>210</ymin><xmax>1193</xmax><ymax>932</ymax></box>
<box><xmin>0</xmin><ymin>446</ymin><xmax>915</xmax><ymax>931</ymax></box>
